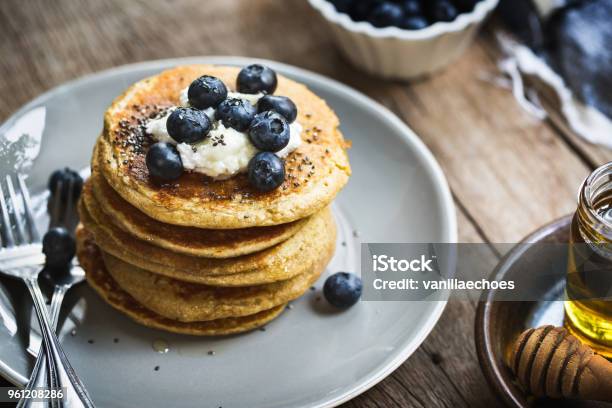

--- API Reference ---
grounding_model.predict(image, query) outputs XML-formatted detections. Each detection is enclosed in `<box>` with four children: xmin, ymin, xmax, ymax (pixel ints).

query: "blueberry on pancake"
<box><xmin>215</xmin><ymin>98</ymin><xmax>257</xmax><ymax>131</ymax></box>
<box><xmin>257</xmin><ymin>95</ymin><xmax>298</xmax><ymax>123</ymax></box>
<box><xmin>187</xmin><ymin>75</ymin><xmax>227</xmax><ymax>109</ymax></box>
<box><xmin>237</xmin><ymin>64</ymin><xmax>277</xmax><ymax>94</ymax></box>
<box><xmin>248</xmin><ymin>111</ymin><xmax>290</xmax><ymax>152</ymax></box>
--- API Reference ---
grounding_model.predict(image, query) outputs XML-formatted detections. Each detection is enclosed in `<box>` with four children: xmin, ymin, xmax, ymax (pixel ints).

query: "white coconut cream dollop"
<box><xmin>146</xmin><ymin>88</ymin><xmax>301</xmax><ymax>180</ymax></box>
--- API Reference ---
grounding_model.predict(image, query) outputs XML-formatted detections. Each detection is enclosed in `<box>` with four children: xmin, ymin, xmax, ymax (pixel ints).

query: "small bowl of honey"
<box><xmin>476</xmin><ymin>162</ymin><xmax>612</xmax><ymax>407</ymax></box>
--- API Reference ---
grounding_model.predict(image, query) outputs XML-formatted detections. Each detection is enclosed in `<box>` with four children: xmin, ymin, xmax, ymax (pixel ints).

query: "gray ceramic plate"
<box><xmin>0</xmin><ymin>57</ymin><xmax>456</xmax><ymax>408</ymax></box>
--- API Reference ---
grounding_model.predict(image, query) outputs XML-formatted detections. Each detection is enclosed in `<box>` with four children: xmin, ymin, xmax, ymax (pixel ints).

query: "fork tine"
<box><xmin>6</xmin><ymin>175</ymin><xmax>27</xmax><ymax>245</ymax></box>
<box><xmin>49</xmin><ymin>180</ymin><xmax>63</xmax><ymax>229</ymax></box>
<box><xmin>18</xmin><ymin>174</ymin><xmax>41</xmax><ymax>243</ymax></box>
<box><xmin>0</xmin><ymin>180</ymin><xmax>15</xmax><ymax>247</ymax></box>
<box><xmin>64</xmin><ymin>178</ymin><xmax>75</xmax><ymax>232</ymax></box>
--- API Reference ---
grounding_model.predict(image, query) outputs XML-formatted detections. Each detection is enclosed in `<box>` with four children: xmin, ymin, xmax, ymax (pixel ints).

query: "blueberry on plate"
<box><xmin>48</xmin><ymin>167</ymin><xmax>83</xmax><ymax>202</ymax></box>
<box><xmin>249</xmin><ymin>111</ymin><xmax>291</xmax><ymax>152</ymax></box>
<box><xmin>166</xmin><ymin>107</ymin><xmax>211</xmax><ymax>144</ymax></box>
<box><xmin>237</xmin><ymin>64</ymin><xmax>278</xmax><ymax>94</ymax></box>
<box><xmin>257</xmin><ymin>95</ymin><xmax>298</xmax><ymax>123</ymax></box>
<box><xmin>400</xmin><ymin>15</ymin><xmax>429</xmax><ymax>30</ymax></box>
<box><xmin>402</xmin><ymin>0</ymin><xmax>423</xmax><ymax>16</ymax></box>
<box><xmin>323</xmin><ymin>272</ymin><xmax>363</xmax><ymax>309</ymax></box>
<box><xmin>146</xmin><ymin>142</ymin><xmax>183</xmax><ymax>181</ymax></box>
<box><xmin>368</xmin><ymin>2</ymin><xmax>405</xmax><ymax>27</ymax></box>
<box><xmin>187</xmin><ymin>75</ymin><xmax>228</xmax><ymax>109</ymax></box>
<box><xmin>428</xmin><ymin>0</ymin><xmax>458</xmax><ymax>22</ymax></box>
<box><xmin>216</xmin><ymin>98</ymin><xmax>257</xmax><ymax>131</ymax></box>
<box><xmin>247</xmin><ymin>152</ymin><xmax>285</xmax><ymax>192</ymax></box>
<box><xmin>42</xmin><ymin>227</ymin><xmax>76</xmax><ymax>270</ymax></box>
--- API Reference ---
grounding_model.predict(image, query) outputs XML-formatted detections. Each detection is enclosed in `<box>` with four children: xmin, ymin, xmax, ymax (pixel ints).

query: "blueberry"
<box><xmin>146</xmin><ymin>142</ymin><xmax>183</xmax><ymax>181</ymax></box>
<box><xmin>42</xmin><ymin>227</ymin><xmax>76</xmax><ymax>269</ymax></box>
<box><xmin>187</xmin><ymin>75</ymin><xmax>228</xmax><ymax>109</ymax></box>
<box><xmin>257</xmin><ymin>95</ymin><xmax>298</xmax><ymax>123</ymax></box>
<box><xmin>428</xmin><ymin>1</ymin><xmax>458</xmax><ymax>22</ymax></box>
<box><xmin>453</xmin><ymin>0</ymin><xmax>479</xmax><ymax>13</ymax></box>
<box><xmin>166</xmin><ymin>107</ymin><xmax>211</xmax><ymax>144</ymax></box>
<box><xmin>402</xmin><ymin>0</ymin><xmax>423</xmax><ymax>16</ymax></box>
<box><xmin>48</xmin><ymin>168</ymin><xmax>83</xmax><ymax>202</ymax></box>
<box><xmin>237</xmin><ymin>64</ymin><xmax>278</xmax><ymax>94</ymax></box>
<box><xmin>247</xmin><ymin>152</ymin><xmax>285</xmax><ymax>192</ymax></box>
<box><xmin>323</xmin><ymin>272</ymin><xmax>362</xmax><ymax>309</ymax></box>
<box><xmin>368</xmin><ymin>2</ymin><xmax>404</xmax><ymax>27</ymax></box>
<box><xmin>400</xmin><ymin>15</ymin><xmax>429</xmax><ymax>30</ymax></box>
<box><xmin>329</xmin><ymin>0</ymin><xmax>352</xmax><ymax>13</ymax></box>
<box><xmin>348</xmin><ymin>0</ymin><xmax>377</xmax><ymax>21</ymax></box>
<box><xmin>216</xmin><ymin>98</ymin><xmax>257</xmax><ymax>131</ymax></box>
<box><xmin>249</xmin><ymin>111</ymin><xmax>291</xmax><ymax>152</ymax></box>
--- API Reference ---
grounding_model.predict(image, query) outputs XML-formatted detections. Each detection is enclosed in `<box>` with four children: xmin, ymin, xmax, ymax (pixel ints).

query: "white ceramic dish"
<box><xmin>0</xmin><ymin>57</ymin><xmax>456</xmax><ymax>407</ymax></box>
<box><xmin>308</xmin><ymin>0</ymin><xmax>499</xmax><ymax>79</ymax></box>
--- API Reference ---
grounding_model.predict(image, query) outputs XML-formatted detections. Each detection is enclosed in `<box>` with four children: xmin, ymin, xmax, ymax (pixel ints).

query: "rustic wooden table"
<box><xmin>1</xmin><ymin>1</ymin><xmax>609</xmax><ymax>407</ymax></box>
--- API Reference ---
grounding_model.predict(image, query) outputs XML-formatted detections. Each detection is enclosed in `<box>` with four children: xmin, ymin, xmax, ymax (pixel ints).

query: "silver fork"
<box><xmin>19</xmin><ymin>178</ymin><xmax>87</xmax><ymax>408</ymax></box>
<box><xmin>0</xmin><ymin>174</ymin><xmax>94</xmax><ymax>408</ymax></box>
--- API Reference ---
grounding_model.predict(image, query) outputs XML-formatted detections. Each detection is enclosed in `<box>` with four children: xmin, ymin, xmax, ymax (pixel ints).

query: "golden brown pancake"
<box><xmin>79</xmin><ymin>195</ymin><xmax>337</xmax><ymax>287</ymax></box>
<box><xmin>77</xmin><ymin>228</ymin><xmax>285</xmax><ymax>336</ymax></box>
<box><xmin>99</xmin><ymin>65</ymin><xmax>351</xmax><ymax>229</ymax></box>
<box><xmin>89</xmin><ymin>163</ymin><xmax>308</xmax><ymax>258</ymax></box>
<box><xmin>100</xmin><ymin>240</ymin><xmax>329</xmax><ymax>322</ymax></box>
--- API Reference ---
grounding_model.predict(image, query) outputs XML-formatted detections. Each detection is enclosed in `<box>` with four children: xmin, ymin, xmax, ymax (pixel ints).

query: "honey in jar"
<box><xmin>565</xmin><ymin>162</ymin><xmax>612</xmax><ymax>358</ymax></box>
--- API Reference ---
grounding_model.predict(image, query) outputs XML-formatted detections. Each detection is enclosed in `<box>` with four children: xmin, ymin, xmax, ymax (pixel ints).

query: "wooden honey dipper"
<box><xmin>509</xmin><ymin>325</ymin><xmax>612</xmax><ymax>402</ymax></box>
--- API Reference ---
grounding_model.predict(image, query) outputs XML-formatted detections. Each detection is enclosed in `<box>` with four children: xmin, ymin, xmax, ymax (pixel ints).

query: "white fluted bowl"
<box><xmin>308</xmin><ymin>0</ymin><xmax>499</xmax><ymax>79</ymax></box>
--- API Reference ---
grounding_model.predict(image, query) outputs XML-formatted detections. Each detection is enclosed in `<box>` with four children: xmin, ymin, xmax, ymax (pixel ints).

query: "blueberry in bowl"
<box><xmin>427</xmin><ymin>1</ymin><xmax>460</xmax><ymax>23</ymax></box>
<box><xmin>403</xmin><ymin>0</ymin><xmax>423</xmax><ymax>16</ymax></box>
<box><xmin>368</xmin><ymin>2</ymin><xmax>405</xmax><ymax>28</ymax></box>
<box><xmin>308</xmin><ymin>0</ymin><xmax>499</xmax><ymax>79</ymax></box>
<box><xmin>329</xmin><ymin>0</ymin><xmax>477</xmax><ymax>28</ymax></box>
<box><xmin>401</xmin><ymin>15</ymin><xmax>429</xmax><ymax>30</ymax></box>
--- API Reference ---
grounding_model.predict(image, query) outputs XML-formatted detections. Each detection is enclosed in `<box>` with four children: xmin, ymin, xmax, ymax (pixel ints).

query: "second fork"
<box><xmin>0</xmin><ymin>174</ymin><xmax>94</xmax><ymax>408</ymax></box>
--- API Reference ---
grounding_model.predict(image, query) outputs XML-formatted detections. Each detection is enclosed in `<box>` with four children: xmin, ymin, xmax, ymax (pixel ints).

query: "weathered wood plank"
<box><xmin>379</xmin><ymin>38</ymin><xmax>590</xmax><ymax>243</ymax></box>
<box><xmin>0</xmin><ymin>0</ymin><xmax>340</xmax><ymax>119</ymax></box>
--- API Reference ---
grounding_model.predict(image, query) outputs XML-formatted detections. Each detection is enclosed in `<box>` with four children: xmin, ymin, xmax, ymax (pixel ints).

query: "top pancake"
<box><xmin>99</xmin><ymin>65</ymin><xmax>351</xmax><ymax>229</ymax></box>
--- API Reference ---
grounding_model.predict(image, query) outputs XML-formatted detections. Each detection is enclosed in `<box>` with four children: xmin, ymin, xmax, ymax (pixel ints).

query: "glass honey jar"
<box><xmin>565</xmin><ymin>162</ymin><xmax>612</xmax><ymax>358</ymax></box>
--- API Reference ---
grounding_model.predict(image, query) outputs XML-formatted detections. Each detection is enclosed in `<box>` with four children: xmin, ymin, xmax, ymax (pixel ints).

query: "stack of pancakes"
<box><xmin>77</xmin><ymin>65</ymin><xmax>351</xmax><ymax>335</ymax></box>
